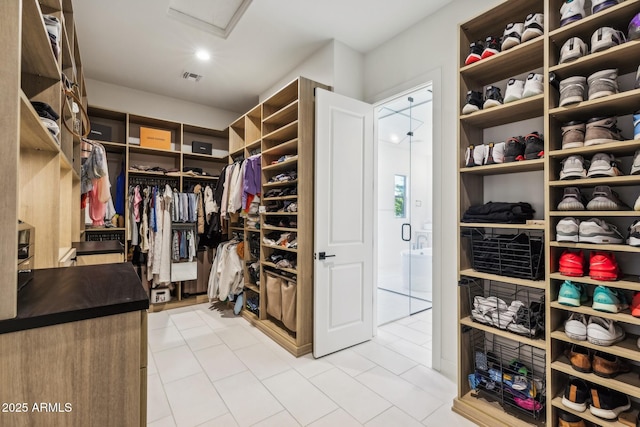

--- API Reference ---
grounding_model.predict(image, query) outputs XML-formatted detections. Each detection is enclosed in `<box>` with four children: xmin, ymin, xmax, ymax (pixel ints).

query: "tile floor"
<box><xmin>147</xmin><ymin>302</ymin><xmax>476</xmax><ymax>427</ymax></box>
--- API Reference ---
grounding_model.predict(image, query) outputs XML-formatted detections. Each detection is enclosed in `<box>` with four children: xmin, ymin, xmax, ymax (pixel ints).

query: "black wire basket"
<box><xmin>465</xmin><ymin>228</ymin><xmax>544</xmax><ymax>280</ymax></box>
<box><xmin>468</xmin><ymin>329</ymin><xmax>546</xmax><ymax>421</ymax></box>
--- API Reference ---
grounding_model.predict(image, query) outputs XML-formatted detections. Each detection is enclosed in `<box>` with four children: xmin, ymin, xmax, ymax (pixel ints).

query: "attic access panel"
<box><xmin>167</xmin><ymin>0</ymin><xmax>253</xmax><ymax>39</ymax></box>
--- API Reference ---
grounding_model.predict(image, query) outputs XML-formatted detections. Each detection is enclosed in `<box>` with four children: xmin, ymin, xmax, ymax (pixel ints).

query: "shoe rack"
<box><xmin>231</xmin><ymin>77</ymin><xmax>331</xmax><ymax>356</ymax></box>
<box><xmin>455</xmin><ymin>1</ymin><xmax>640</xmax><ymax>426</ymax></box>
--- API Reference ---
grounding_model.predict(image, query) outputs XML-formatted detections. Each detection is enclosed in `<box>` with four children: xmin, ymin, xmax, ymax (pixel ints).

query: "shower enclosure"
<box><xmin>376</xmin><ymin>85</ymin><xmax>433</xmax><ymax>325</ymax></box>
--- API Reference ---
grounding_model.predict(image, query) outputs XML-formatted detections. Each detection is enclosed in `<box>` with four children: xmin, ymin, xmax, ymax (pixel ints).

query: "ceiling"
<box><xmin>73</xmin><ymin>0</ymin><xmax>452</xmax><ymax>113</ymax></box>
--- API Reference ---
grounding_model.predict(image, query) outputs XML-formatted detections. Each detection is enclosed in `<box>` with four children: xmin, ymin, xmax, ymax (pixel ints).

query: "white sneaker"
<box><xmin>502</xmin><ymin>22</ymin><xmax>524</xmax><ymax>51</ymax></box>
<box><xmin>522</xmin><ymin>13</ymin><xmax>544</xmax><ymax>42</ymax></box>
<box><xmin>557</xmin><ymin>217</ymin><xmax>580</xmax><ymax>242</ymax></box>
<box><xmin>564</xmin><ymin>312</ymin><xmax>587</xmax><ymax>340</ymax></box>
<box><xmin>634</xmin><ymin>194</ymin><xmax>640</xmax><ymax>211</ymax></box>
<box><xmin>631</xmin><ymin>149</ymin><xmax>640</xmax><ymax>175</ymax></box>
<box><xmin>587</xmin><ymin>152</ymin><xmax>622</xmax><ymax>178</ymax></box>
<box><xmin>473</xmin><ymin>144</ymin><xmax>486</xmax><ymax>166</ymax></box>
<box><xmin>465</xmin><ymin>145</ymin><xmax>486</xmax><ymax>167</ymax></box>
<box><xmin>627</xmin><ymin>220</ymin><xmax>640</xmax><ymax>246</ymax></box>
<box><xmin>560</xmin><ymin>155</ymin><xmax>588</xmax><ymax>180</ymax></box>
<box><xmin>591</xmin><ymin>27</ymin><xmax>626</xmax><ymax>53</ymax></box>
<box><xmin>522</xmin><ymin>73</ymin><xmax>544</xmax><ymax>98</ymax></box>
<box><xmin>560</xmin><ymin>0</ymin><xmax>585</xmax><ymax>27</ymax></box>
<box><xmin>579</xmin><ymin>218</ymin><xmax>624</xmax><ymax>244</ymax></box>
<box><xmin>587</xmin><ymin>316</ymin><xmax>625</xmax><ymax>346</ymax></box>
<box><xmin>485</xmin><ymin>142</ymin><xmax>505</xmax><ymax>164</ymax></box>
<box><xmin>591</xmin><ymin>0</ymin><xmax>619</xmax><ymax>15</ymax></box>
<box><xmin>504</xmin><ymin>79</ymin><xmax>525</xmax><ymax>103</ymax></box>
<box><xmin>559</xmin><ymin>37</ymin><xmax>587</xmax><ymax>64</ymax></box>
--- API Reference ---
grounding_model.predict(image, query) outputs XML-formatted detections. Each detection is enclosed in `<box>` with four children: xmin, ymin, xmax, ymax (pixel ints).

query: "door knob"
<box><xmin>318</xmin><ymin>252</ymin><xmax>336</xmax><ymax>260</ymax></box>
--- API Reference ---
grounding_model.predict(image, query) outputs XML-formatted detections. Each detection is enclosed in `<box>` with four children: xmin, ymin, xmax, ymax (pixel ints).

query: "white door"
<box><xmin>314</xmin><ymin>89</ymin><xmax>374</xmax><ymax>358</ymax></box>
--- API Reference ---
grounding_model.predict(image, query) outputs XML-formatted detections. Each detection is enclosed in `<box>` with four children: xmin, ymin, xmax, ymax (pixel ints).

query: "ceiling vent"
<box><xmin>182</xmin><ymin>71</ymin><xmax>203</xmax><ymax>82</ymax></box>
<box><xmin>167</xmin><ymin>0</ymin><xmax>253</xmax><ymax>39</ymax></box>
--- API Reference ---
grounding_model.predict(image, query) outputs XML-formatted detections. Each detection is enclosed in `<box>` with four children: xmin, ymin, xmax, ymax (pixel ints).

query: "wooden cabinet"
<box><xmin>455</xmin><ymin>1</ymin><xmax>640</xmax><ymax>426</ymax></box>
<box><xmin>1</xmin><ymin>0</ymin><xmax>87</xmax><ymax>320</ymax></box>
<box><xmin>235</xmin><ymin>77</ymin><xmax>330</xmax><ymax>356</ymax></box>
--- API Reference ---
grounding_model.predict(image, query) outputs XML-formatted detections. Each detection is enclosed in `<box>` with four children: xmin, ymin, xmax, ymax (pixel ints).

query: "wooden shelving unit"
<box><xmin>457</xmin><ymin>2</ymin><xmax>640</xmax><ymax>425</ymax></box>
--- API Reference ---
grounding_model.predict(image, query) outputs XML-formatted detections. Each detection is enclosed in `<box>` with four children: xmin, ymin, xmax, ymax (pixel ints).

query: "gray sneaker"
<box><xmin>558</xmin><ymin>187</ymin><xmax>586</xmax><ymax>211</ymax></box>
<box><xmin>560</xmin><ymin>155</ymin><xmax>588</xmax><ymax>180</ymax></box>
<box><xmin>579</xmin><ymin>218</ymin><xmax>624</xmax><ymax>244</ymax></box>
<box><xmin>587</xmin><ymin>153</ymin><xmax>623</xmax><ymax>178</ymax></box>
<box><xmin>560</xmin><ymin>76</ymin><xmax>587</xmax><ymax>107</ymax></box>
<box><xmin>586</xmin><ymin>186</ymin><xmax>628</xmax><ymax>210</ymax></box>
<box><xmin>562</xmin><ymin>121</ymin><xmax>586</xmax><ymax>149</ymax></box>
<box><xmin>559</xmin><ymin>37</ymin><xmax>588</xmax><ymax>64</ymax></box>
<box><xmin>587</xmin><ymin>69</ymin><xmax>618</xmax><ymax>100</ymax></box>
<box><xmin>557</xmin><ymin>217</ymin><xmax>580</xmax><ymax>242</ymax></box>
<box><xmin>584</xmin><ymin>117</ymin><xmax>624</xmax><ymax>146</ymax></box>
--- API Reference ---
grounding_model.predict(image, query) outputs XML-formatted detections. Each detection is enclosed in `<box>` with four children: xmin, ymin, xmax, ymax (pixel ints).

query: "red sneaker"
<box><xmin>589</xmin><ymin>251</ymin><xmax>620</xmax><ymax>281</ymax></box>
<box><xmin>631</xmin><ymin>292</ymin><xmax>640</xmax><ymax>317</ymax></box>
<box><xmin>559</xmin><ymin>250</ymin><xmax>584</xmax><ymax>277</ymax></box>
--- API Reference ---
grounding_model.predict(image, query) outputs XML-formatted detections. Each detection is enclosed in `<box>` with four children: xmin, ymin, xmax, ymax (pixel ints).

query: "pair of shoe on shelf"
<box><xmin>559</xmin><ymin>25</ymin><xmax>628</xmax><ymax>65</ymax></box>
<box><xmin>557</xmin><ymin>185</ymin><xmax>630</xmax><ymax>211</ymax></box>
<box><xmin>558</xmin><ymin>280</ymin><xmax>630</xmax><ymax>313</ymax></box>
<box><xmin>560</xmin><ymin>0</ymin><xmax>621</xmax><ymax>27</ymax></box>
<box><xmin>559</xmin><ymin>249</ymin><xmax>621</xmax><ymax>281</ymax></box>
<box><xmin>565</xmin><ymin>343</ymin><xmax>630</xmax><ymax>377</ymax></box>
<box><xmin>464</xmin><ymin>13</ymin><xmax>543</xmax><ymax>65</ymax></box>
<box><xmin>465</xmin><ymin>133</ymin><xmax>543</xmax><ymax>166</ymax></box>
<box><xmin>564</xmin><ymin>312</ymin><xmax>625</xmax><ymax>346</ymax></box>
<box><xmin>559</xmin><ymin>69</ymin><xmax>619</xmax><ymax>107</ymax></box>
<box><xmin>562</xmin><ymin>377</ymin><xmax>631</xmax><ymax>421</ymax></box>
<box><xmin>561</xmin><ymin>116</ymin><xmax>628</xmax><ymax>149</ymax></box>
<box><xmin>558</xmin><ymin>217</ymin><xmax>640</xmax><ymax>247</ymax></box>
<box><xmin>462</xmin><ymin>73</ymin><xmax>543</xmax><ymax>114</ymax></box>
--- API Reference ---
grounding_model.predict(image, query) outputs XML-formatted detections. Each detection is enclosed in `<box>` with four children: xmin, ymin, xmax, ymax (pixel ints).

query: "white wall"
<box><xmin>363</xmin><ymin>0</ymin><xmax>503</xmax><ymax>381</ymax></box>
<box><xmin>85</xmin><ymin>79</ymin><xmax>240</xmax><ymax>130</ymax></box>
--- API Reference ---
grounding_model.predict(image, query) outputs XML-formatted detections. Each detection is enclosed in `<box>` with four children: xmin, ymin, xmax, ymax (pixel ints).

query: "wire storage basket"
<box><xmin>465</xmin><ymin>228</ymin><xmax>544</xmax><ymax>280</ymax></box>
<box><xmin>462</xmin><ymin>277</ymin><xmax>545</xmax><ymax>339</ymax></box>
<box><xmin>467</xmin><ymin>329</ymin><xmax>546</xmax><ymax>421</ymax></box>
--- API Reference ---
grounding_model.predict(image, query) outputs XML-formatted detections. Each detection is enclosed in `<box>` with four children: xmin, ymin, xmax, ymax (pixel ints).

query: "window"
<box><xmin>394</xmin><ymin>175</ymin><xmax>406</xmax><ymax>218</ymax></box>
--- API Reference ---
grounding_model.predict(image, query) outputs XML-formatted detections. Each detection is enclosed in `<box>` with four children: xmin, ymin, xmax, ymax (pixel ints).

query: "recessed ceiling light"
<box><xmin>196</xmin><ymin>50</ymin><xmax>210</xmax><ymax>61</ymax></box>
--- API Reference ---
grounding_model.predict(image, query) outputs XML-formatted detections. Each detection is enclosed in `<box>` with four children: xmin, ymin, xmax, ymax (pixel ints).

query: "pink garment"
<box><xmin>89</xmin><ymin>178</ymin><xmax>106</xmax><ymax>226</ymax></box>
<box><xmin>134</xmin><ymin>186</ymin><xmax>142</xmax><ymax>223</ymax></box>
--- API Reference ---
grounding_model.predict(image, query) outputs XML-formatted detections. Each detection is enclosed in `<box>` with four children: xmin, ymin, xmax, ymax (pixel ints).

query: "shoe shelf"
<box><xmin>550</xmin><ymin>301</ymin><xmax>640</xmax><ymax>326</ymax></box>
<box><xmin>548</xmin><ymin>140</ymin><xmax>640</xmax><ymax>158</ymax></box>
<box><xmin>550</xmin><ymin>272</ymin><xmax>640</xmax><ymax>292</ymax></box>
<box><xmin>262</xmin><ymin>138</ymin><xmax>298</xmax><ymax>156</ymax></box>
<box><xmin>550</xmin><ymin>241</ymin><xmax>640</xmax><ymax>254</ymax></box>
<box><xmin>460</xmin><ymin>94</ymin><xmax>544</xmax><ymax>128</ymax></box>
<box><xmin>550</xmin><ymin>330</ymin><xmax>640</xmax><ymax>363</ymax></box>
<box><xmin>551</xmin><ymin>396</ymin><xmax>635</xmax><ymax>427</ymax></box>
<box><xmin>549</xmin><ymin>175</ymin><xmax>640</xmax><ymax>187</ymax></box>
<box><xmin>460</xmin><ymin>268</ymin><xmax>546</xmax><ymax>290</ymax></box>
<box><xmin>460</xmin><ymin>38</ymin><xmax>544</xmax><ymax>86</ymax></box>
<box><xmin>459</xmin><ymin>222</ymin><xmax>546</xmax><ymax>230</ymax></box>
<box><xmin>549</xmin><ymin>40</ymin><xmax>640</xmax><ymax>79</ymax></box>
<box><xmin>460</xmin><ymin>316</ymin><xmax>547</xmax><ymax>349</ymax></box>
<box><xmin>550</xmin><ymin>210</ymin><xmax>640</xmax><ymax>217</ymax></box>
<box><xmin>551</xmin><ymin>355</ymin><xmax>640</xmax><ymax>399</ymax></box>
<box><xmin>548</xmin><ymin>0</ymin><xmax>640</xmax><ymax>44</ymax></box>
<box><xmin>22</xmin><ymin>0</ymin><xmax>59</xmax><ymax>81</ymax></box>
<box><xmin>460</xmin><ymin>159</ymin><xmax>545</xmax><ymax>175</ymax></box>
<box><xmin>549</xmin><ymin>89</ymin><xmax>640</xmax><ymax>122</ymax></box>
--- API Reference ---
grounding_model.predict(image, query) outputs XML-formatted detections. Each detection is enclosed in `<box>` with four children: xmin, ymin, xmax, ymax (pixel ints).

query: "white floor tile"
<box><xmin>147</xmin><ymin>374</ymin><xmax>172</xmax><ymax>423</ymax></box>
<box><xmin>355</xmin><ymin>366</ymin><xmax>443</xmax><ymax>421</ymax></box>
<box><xmin>215</xmin><ymin>325</ymin><xmax>260</xmax><ymax>350</ymax></box>
<box><xmin>180</xmin><ymin>325</ymin><xmax>223</xmax><ymax>351</ymax></box>
<box><xmin>310</xmin><ymin>368</ymin><xmax>391</xmax><ymax>424</ymax></box>
<box><xmin>422</xmin><ymin>339</ymin><xmax>433</xmax><ymax>350</ymax></box>
<box><xmin>372</xmin><ymin>329</ymin><xmax>403</xmax><ymax>347</ymax></box>
<box><xmin>251</xmin><ymin>410</ymin><xmax>301</xmax><ymax>427</ymax></box>
<box><xmin>351</xmin><ymin>341</ymin><xmax>417</xmax><ymax>375</ymax></box>
<box><xmin>234</xmin><ymin>343</ymin><xmax>291</xmax><ymax>380</ymax></box>
<box><xmin>164</xmin><ymin>373</ymin><xmax>227</xmax><ymax>427</ymax></box>
<box><xmin>381</xmin><ymin>323</ymin><xmax>431</xmax><ymax>345</ymax></box>
<box><xmin>148</xmin><ymin>415</ymin><xmax>176</xmax><ymax>427</ymax></box>
<box><xmin>400</xmin><ymin>365</ymin><xmax>457</xmax><ymax>401</ymax></box>
<box><xmin>195</xmin><ymin>307</ymin><xmax>241</xmax><ymax>330</ymax></box>
<box><xmin>285</xmin><ymin>353</ymin><xmax>334</xmax><ymax>379</ymax></box>
<box><xmin>149</xmin><ymin>325</ymin><xmax>187</xmax><ymax>353</ymax></box>
<box><xmin>196</xmin><ymin>413</ymin><xmax>238</xmax><ymax>427</ymax></box>
<box><xmin>407</xmin><ymin>320</ymin><xmax>432</xmax><ymax>333</ymax></box>
<box><xmin>194</xmin><ymin>344</ymin><xmax>247</xmax><ymax>382</ymax></box>
<box><xmin>148</xmin><ymin>311</ymin><xmax>173</xmax><ymax>330</ymax></box>
<box><xmin>213</xmin><ymin>370</ymin><xmax>283</xmax><ymax>427</ymax></box>
<box><xmin>395</xmin><ymin>316</ymin><xmax>420</xmax><ymax>326</ymax></box>
<box><xmin>263</xmin><ymin>370</ymin><xmax>338</xmax><ymax>425</ymax></box>
<box><xmin>170</xmin><ymin>311</ymin><xmax>207</xmax><ymax>331</ymax></box>
<box><xmin>154</xmin><ymin>345</ymin><xmax>203</xmax><ymax>385</ymax></box>
<box><xmin>365</xmin><ymin>407</ymin><xmax>424</xmax><ymax>427</ymax></box>
<box><xmin>385</xmin><ymin>338</ymin><xmax>432</xmax><ymax>367</ymax></box>
<box><xmin>422</xmin><ymin>404</ymin><xmax>477</xmax><ymax>427</ymax></box>
<box><xmin>307</xmin><ymin>408</ymin><xmax>362</xmax><ymax>427</ymax></box>
<box><xmin>324</xmin><ymin>349</ymin><xmax>377</xmax><ymax>377</ymax></box>
<box><xmin>148</xmin><ymin>348</ymin><xmax>158</xmax><ymax>375</ymax></box>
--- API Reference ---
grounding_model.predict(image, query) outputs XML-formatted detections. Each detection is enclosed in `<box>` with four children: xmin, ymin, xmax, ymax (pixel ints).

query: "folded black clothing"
<box><xmin>462</xmin><ymin>202</ymin><xmax>534</xmax><ymax>224</ymax></box>
<box><xmin>30</xmin><ymin>101</ymin><xmax>59</xmax><ymax>121</ymax></box>
<box><xmin>183</xmin><ymin>167</ymin><xmax>203</xmax><ymax>174</ymax></box>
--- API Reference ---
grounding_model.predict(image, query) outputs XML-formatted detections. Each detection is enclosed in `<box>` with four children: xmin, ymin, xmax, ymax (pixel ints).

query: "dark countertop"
<box><xmin>0</xmin><ymin>263</ymin><xmax>149</xmax><ymax>334</ymax></box>
<box><xmin>72</xmin><ymin>240</ymin><xmax>124</xmax><ymax>255</ymax></box>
